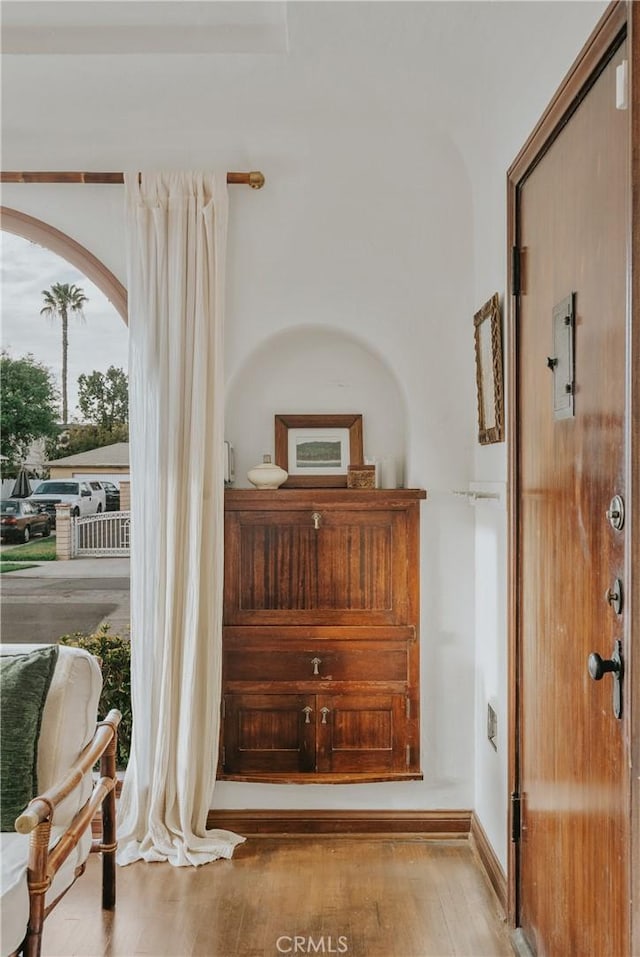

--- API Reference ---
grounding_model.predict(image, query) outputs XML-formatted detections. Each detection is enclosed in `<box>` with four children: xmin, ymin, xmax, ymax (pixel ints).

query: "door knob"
<box><xmin>606</xmin><ymin>495</ymin><xmax>625</xmax><ymax>531</ymax></box>
<box><xmin>588</xmin><ymin>652</ymin><xmax>620</xmax><ymax>681</ymax></box>
<box><xmin>588</xmin><ymin>640</ymin><xmax>623</xmax><ymax>718</ymax></box>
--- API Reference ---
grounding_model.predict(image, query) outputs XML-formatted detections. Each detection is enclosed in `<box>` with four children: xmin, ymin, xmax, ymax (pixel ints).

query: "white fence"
<box><xmin>73</xmin><ymin>511</ymin><xmax>131</xmax><ymax>557</ymax></box>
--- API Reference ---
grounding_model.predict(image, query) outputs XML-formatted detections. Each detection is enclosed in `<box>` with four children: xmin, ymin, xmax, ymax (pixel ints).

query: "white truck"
<box><xmin>29</xmin><ymin>479</ymin><xmax>105</xmax><ymax>526</ymax></box>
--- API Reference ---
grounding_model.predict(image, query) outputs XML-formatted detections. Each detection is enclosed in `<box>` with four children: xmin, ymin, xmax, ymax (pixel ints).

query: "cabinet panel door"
<box><xmin>316</xmin><ymin>694</ymin><xmax>408</xmax><ymax>774</ymax></box>
<box><xmin>316</xmin><ymin>514</ymin><xmax>395</xmax><ymax>612</ymax></box>
<box><xmin>236</xmin><ymin>513</ymin><xmax>318</xmax><ymax>612</ymax></box>
<box><xmin>225</xmin><ymin>509</ymin><xmax>409</xmax><ymax>626</ymax></box>
<box><xmin>223</xmin><ymin>694</ymin><xmax>315</xmax><ymax>774</ymax></box>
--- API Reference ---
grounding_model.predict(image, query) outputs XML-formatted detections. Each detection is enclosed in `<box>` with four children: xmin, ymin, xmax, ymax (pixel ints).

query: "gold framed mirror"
<box><xmin>474</xmin><ymin>292</ymin><xmax>504</xmax><ymax>445</ymax></box>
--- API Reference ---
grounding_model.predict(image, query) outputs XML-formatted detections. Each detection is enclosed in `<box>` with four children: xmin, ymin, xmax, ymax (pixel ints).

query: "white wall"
<box><xmin>1</xmin><ymin>1</ymin><xmax>608</xmax><ymax>847</ymax></box>
<box><xmin>220</xmin><ymin>115</ymin><xmax>480</xmax><ymax>810</ymax></box>
<box><xmin>226</xmin><ymin>325</ymin><xmax>409</xmax><ymax>488</ymax></box>
<box><xmin>458</xmin><ymin>1</ymin><xmax>608</xmax><ymax>869</ymax></box>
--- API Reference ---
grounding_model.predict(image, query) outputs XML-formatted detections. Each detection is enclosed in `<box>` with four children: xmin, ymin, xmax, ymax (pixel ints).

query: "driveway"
<box><xmin>1</xmin><ymin>558</ymin><xmax>130</xmax><ymax>643</ymax></box>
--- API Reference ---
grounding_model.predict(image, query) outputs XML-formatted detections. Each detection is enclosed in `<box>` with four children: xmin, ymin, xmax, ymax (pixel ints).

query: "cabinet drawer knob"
<box><xmin>302</xmin><ymin>706</ymin><xmax>313</xmax><ymax>724</ymax></box>
<box><xmin>320</xmin><ymin>707</ymin><xmax>330</xmax><ymax>724</ymax></box>
<box><xmin>311</xmin><ymin>657</ymin><xmax>322</xmax><ymax>675</ymax></box>
<box><xmin>311</xmin><ymin>511</ymin><xmax>322</xmax><ymax>530</ymax></box>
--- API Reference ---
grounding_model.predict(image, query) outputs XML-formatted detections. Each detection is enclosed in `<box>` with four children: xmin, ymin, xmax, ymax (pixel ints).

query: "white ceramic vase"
<box><xmin>247</xmin><ymin>455</ymin><xmax>288</xmax><ymax>490</ymax></box>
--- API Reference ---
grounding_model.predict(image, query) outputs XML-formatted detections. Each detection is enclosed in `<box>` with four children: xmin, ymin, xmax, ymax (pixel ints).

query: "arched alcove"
<box><xmin>1</xmin><ymin>206</ymin><xmax>128</xmax><ymax>322</ymax></box>
<box><xmin>225</xmin><ymin>324</ymin><xmax>409</xmax><ymax>488</ymax></box>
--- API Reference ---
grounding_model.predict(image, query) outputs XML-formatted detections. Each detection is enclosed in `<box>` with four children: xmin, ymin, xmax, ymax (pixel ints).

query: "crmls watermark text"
<box><xmin>276</xmin><ymin>936</ymin><xmax>349</xmax><ymax>954</ymax></box>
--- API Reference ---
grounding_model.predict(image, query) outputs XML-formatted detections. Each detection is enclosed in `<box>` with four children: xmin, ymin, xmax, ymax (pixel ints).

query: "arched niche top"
<box><xmin>226</xmin><ymin>324</ymin><xmax>409</xmax><ymax>488</ymax></box>
<box><xmin>1</xmin><ymin>206</ymin><xmax>128</xmax><ymax>323</ymax></box>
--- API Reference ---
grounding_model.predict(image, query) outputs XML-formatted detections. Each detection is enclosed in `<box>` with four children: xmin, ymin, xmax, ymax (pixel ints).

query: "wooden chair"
<box><xmin>1</xmin><ymin>645</ymin><xmax>121</xmax><ymax>957</ymax></box>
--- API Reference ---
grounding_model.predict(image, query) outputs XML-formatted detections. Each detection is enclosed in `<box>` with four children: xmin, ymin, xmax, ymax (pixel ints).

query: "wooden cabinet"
<box><xmin>220</xmin><ymin>488</ymin><xmax>426</xmax><ymax>783</ymax></box>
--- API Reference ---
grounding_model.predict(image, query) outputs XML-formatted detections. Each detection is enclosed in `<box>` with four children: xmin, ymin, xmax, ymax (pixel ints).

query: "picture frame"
<box><xmin>274</xmin><ymin>414</ymin><xmax>364</xmax><ymax>487</ymax></box>
<box><xmin>474</xmin><ymin>292</ymin><xmax>504</xmax><ymax>445</ymax></box>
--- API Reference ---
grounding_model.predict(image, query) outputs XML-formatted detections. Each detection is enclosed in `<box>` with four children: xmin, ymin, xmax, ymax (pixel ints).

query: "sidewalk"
<box><xmin>5</xmin><ymin>557</ymin><xmax>130</xmax><ymax>578</ymax></box>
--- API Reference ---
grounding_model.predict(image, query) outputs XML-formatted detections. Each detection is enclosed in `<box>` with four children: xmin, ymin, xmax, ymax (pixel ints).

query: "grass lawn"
<box><xmin>1</xmin><ymin>538</ymin><xmax>57</xmax><ymax>562</ymax></box>
<box><xmin>0</xmin><ymin>562</ymin><xmax>38</xmax><ymax>574</ymax></box>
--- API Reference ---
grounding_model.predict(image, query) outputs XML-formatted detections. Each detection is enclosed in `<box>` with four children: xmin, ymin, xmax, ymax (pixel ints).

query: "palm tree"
<box><xmin>40</xmin><ymin>282</ymin><xmax>88</xmax><ymax>425</ymax></box>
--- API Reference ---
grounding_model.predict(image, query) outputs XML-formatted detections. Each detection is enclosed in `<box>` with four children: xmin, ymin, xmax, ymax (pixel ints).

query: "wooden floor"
<box><xmin>42</xmin><ymin>837</ymin><xmax>512</xmax><ymax>957</ymax></box>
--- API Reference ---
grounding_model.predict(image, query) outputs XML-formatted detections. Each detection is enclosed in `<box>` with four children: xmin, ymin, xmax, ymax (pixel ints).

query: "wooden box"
<box><xmin>347</xmin><ymin>464</ymin><xmax>376</xmax><ymax>489</ymax></box>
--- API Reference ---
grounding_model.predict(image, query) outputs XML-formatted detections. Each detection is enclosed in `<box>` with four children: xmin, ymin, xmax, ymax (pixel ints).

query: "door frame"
<box><xmin>506</xmin><ymin>1</ymin><xmax>639</xmax><ymax>952</ymax></box>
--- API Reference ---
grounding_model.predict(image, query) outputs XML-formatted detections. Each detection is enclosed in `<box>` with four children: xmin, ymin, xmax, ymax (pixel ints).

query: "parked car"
<box><xmin>0</xmin><ymin>499</ymin><xmax>51</xmax><ymax>543</ymax></box>
<box><xmin>29</xmin><ymin>479</ymin><xmax>105</xmax><ymax>527</ymax></box>
<box><xmin>88</xmin><ymin>480</ymin><xmax>115</xmax><ymax>511</ymax></box>
<box><xmin>98</xmin><ymin>480</ymin><xmax>120</xmax><ymax>511</ymax></box>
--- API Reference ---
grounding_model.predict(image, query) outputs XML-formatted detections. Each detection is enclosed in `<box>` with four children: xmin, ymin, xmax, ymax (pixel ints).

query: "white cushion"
<box><xmin>0</xmin><ymin>827</ymin><xmax>92</xmax><ymax>957</ymax></box>
<box><xmin>0</xmin><ymin>644</ymin><xmax>102</xmax><ymax>826</ymax></box>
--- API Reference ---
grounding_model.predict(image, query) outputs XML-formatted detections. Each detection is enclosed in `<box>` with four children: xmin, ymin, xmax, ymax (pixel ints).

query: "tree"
<box><xmin>46</xmin><ymin>422</ymin><xmax>129</xmax><ymax>462</ymax></box>
<box><xmin>78</xmin><ymin>366</ymin><xmax>128</xmax><ymax>430</ymax></box>
<box><xmin>40</xmin><ymin>282</ymin><xmax>88</xmax><ymax>425</ymax></box>
<box><xmin>0</xmin><ymin>352</ymin><xmax>59</xmax><ymax>473</ymax></box>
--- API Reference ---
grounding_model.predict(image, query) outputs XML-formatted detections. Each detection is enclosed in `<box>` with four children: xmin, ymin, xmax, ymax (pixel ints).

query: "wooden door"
<box><xmin>511</xmin><ymin>18</ymin><xmax>631</xmax><ymax>957</ymax></box>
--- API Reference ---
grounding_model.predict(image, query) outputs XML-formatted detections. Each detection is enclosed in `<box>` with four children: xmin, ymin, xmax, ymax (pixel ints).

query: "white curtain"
<box><xmin>117</xmin><ymin>172</ymin><xmax>244</xmax><ymax>866</ymax></box>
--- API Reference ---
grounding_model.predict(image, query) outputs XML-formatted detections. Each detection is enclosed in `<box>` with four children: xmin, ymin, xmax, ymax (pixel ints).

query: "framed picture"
<box><xmin>474</xmin><ymin>293</ymin><xmax>504</xmax><ymax>445</ymax></box>
<box><xmin>274</xmin><ymin>414</ymin><xmax>364</xmax><ymax>487</ymax></box>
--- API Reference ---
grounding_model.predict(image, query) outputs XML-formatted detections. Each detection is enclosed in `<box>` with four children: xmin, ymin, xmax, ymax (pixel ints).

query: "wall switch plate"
<box><xmin>487</xmin><ymin>703</ymin><xmax>498</xmax><ymax>751</ymax></box>
<box><xmin>224</xmin><ymin>440</ymin><xmax>235</xmax><ymax>486</ymax></box>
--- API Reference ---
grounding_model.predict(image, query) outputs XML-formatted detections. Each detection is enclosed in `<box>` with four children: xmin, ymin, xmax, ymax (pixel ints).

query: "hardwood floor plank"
<box><xmin>42</xmin><ymin>838</ymin><xmax>512</xmax><ymax>957</ymax></box>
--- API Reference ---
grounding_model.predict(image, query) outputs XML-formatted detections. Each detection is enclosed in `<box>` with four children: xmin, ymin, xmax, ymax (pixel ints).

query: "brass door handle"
<box><xmin>320</xmin><ymin>707</ymin><xmax>330</xmax><ymax>724</ymax></box>
<box><xmin>302</xmin><ymin>706</ymin><xmax>313</xmax><ymax>724</ymax></box>
<box><xmin>311</xmin><ymin>511</ymin><xmax>322</xmax><ymax>530</ymax></box>
<box><xmin>311</xmin><ymin>657</ymin><xmax>322</xmax><ymax>676</ymax></box>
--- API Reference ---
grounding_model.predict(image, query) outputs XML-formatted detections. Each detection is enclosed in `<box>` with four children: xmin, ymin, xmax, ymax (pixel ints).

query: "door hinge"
<box><xmin>511</xmin><ymin>792</ymin><xmax>522</xmax><ymax>843</ymax></box>
<box><xmin>406</xmin><ymin>744</ymin><xmax>411</xmax><ymax>767</ymax></box>
<box><xmin>406</xmin><ymin>697</ymin><xmax>411</xmax><ymax>719</ymax></box>
<box><xmin>222</xmin><ymin>699</ymin><xmax>226</xmax><ymax>719</ymax></box>
<box><xmin>222</xmin><ymin>746</ymin><xmax>226</xmax><ymax>769</ymax></box>
<box><xmin>511</xmin><ymin>247</ymin><xmax>521</xmax><ymax>297</ymax></box>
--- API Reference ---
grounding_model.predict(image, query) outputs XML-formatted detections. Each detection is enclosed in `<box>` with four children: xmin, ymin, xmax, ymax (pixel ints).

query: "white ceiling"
<box><xmin>1</xmin><ymin>2</ymin><xmax>289</xmax><ymax>54</ymax></box>
<box><xmin>0</xmin><ymin>2</ymin><xmax>608</xmax><ymax>173</ymax></box>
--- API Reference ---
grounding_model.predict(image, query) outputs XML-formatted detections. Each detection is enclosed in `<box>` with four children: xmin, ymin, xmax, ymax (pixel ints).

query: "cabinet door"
<box><xmin>223</xmin><ymin>693</ymin><xmax>315</xmax><ymax>775</ymax></box>
<box><xmin>223</xmin><ymin>692</ymin><xmax>410</xmax><ymax>778</ymax></box>
<box><xmin>224</xmin><ymin>508</ymin><xmax>410</xmax><ymax>626</ymax></box>
<box><xmin>316</xmin><ymin>694</ymin><xmax>408</xmax><ymax>774</ymax></box>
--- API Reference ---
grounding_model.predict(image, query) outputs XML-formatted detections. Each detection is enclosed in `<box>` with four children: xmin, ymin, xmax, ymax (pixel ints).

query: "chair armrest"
<box><xmin>15</xmin><ymin>709</ymin><xmax>121</xmax><ymax>835</ymax></box>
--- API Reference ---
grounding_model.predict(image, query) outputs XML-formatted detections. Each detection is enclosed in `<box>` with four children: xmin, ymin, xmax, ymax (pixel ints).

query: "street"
<box><xmin>0</xmin><ymin>558</ymin><xmax>130</xmax><ymax>643</ymax></box>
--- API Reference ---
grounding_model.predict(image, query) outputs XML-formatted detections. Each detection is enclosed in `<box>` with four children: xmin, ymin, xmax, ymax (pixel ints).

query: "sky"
<box><xmin>0</xmin><ymin>231</ymin><xmax>128</xmax><ymax>421</ymax></box>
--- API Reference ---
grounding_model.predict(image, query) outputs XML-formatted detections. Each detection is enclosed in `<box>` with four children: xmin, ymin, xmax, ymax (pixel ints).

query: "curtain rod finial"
<box><xmin>249</xmin><ymin>171</ymin><xmax>265</xmax><ymax>190</ymax></box>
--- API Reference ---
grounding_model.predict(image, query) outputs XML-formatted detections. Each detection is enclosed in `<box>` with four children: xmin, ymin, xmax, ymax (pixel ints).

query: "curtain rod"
<box><xmin>0</xmin><ymin>170</ymin><xmax>265</xmax><ymax>189</ymax></box>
